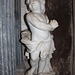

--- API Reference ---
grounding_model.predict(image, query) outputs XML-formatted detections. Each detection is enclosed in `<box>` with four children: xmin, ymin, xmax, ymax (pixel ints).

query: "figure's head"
<box><xmin>27</xmin><ymin>0</ymin><xmax>45</xmax><ymax>13</ymax></box>
<box><xmin>40</xmin><ymin>0</ymin><xmax>45</xmax><ymax>13</ymax></box>
<box><xmin>29</xmin><ymin>0</ymin><xmax>41</xmax><ymax>12</ymax></box>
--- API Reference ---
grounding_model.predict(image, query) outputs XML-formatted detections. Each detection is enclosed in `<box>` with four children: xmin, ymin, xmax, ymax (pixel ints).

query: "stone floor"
<box><xmin>16</xmin><ymin>57</ymin><xmax>55</xmax><ymax>75</ymax></box>
<box><xmin>16</xmin><ymin>67</ymin><xmax>55</xmax><ymax>75</ymax></box>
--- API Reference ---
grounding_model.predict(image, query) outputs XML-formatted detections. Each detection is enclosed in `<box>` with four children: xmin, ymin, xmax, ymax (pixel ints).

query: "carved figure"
<box><xmin>21</xmin><ymin>0</ymin><xmax>59</xmax><ymax>75</ymax></box>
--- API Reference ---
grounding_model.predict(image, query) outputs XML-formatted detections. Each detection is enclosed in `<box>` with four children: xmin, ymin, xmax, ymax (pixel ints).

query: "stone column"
<box><xmin>15</xmin><ymin>0</ymin><xmax>22</xmax><ymax>66</ymax></box>
<box><xmin>0</xmin><ymin>0</ymin><xmax>22</xmax><ymax>75</ymax></box>
<box><xmin>0</xmin><ymin>0</ymin><xmax>2</xmax><ymax>74</ymax></box>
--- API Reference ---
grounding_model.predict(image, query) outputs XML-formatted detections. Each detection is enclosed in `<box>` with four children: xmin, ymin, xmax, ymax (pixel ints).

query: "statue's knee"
<box><xmin>40</xmin><ymin>56</ymin><xmax>47</xmax><ymax>61</ymax></box>
<box><xmin>31</xmin><ymin>56</ymin><xmax>39</xmax><ymax>61</ymax></box>
<box><xmin>40</xmin><ymin>58</ymin><xmax>45</xmax><ymax>61</ymax></box>
<box><xmin>31</xmin><ymin>52</ymin><xmax>39</xmax><ymax>61</ymax></box>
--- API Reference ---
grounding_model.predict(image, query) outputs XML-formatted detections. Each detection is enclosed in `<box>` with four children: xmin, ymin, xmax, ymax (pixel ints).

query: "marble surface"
<box><xmin>21</xmin><ymin>0</ymin><xmax>59</xmax><ymax>75</ymax></box>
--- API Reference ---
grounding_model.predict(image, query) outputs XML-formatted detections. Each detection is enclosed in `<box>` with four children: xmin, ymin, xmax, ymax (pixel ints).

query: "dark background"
<box><xmin>45</xmin><ymin>0</ymin><xmax>72</xmax><ymax>75</ymax></box>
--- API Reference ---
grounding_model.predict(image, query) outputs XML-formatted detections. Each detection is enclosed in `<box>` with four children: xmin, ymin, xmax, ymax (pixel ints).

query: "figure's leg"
<box><xmin>42</xmin><ymin>56</ymin><xmax>55</xmax><ymax>75</ymax></box>
<box><xmin>47</xmin><ymin>57</ymin><xmax>55</xmax><ymax>75</ymax></box>
<box><xmin>38</xmin><ymin>56</ymin><xmax>53</xmax><ymax>75</ymax></box>
<box><xmin>38</xmin><ymin>57</ymin><xmax>46</xmax><ymax>75</ymax></box>
<box><xmin>46</xmin><ymin>56</ymin><xmax>53</xmax><ymax>71</ymax></box>
<box><xmin>28</xmin><ymin>51</ymin><xmax>39</xmax><ymax>75</ymax></box>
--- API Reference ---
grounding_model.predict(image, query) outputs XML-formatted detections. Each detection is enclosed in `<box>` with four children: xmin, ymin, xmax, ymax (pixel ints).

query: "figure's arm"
<box><xmin>45</xmin><ymin>15</ymin><xmax>59</xmax><ymax>30</ymax></box>
<box><xmin>26</xmin><ymin>14</ymin><xmax>54</xmax><ymax>31</ymax></box>
<box><xmin>46</xmin><ymin>15</ymin><xmax>49</xmax><ymax>24</ymax></box>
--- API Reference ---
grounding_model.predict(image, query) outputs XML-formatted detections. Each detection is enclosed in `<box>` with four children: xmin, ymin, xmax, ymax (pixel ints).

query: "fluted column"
<box><xmin>15</xmin><ymin>0</ymin><xmax>22</xmax><ymax>66</ymax></box>
<box><xmin>0</xmin><ymin>0</ymin><xmax>22</xmax><ymax>75</ymax></box>
<box><xmin>0</xmin><ymin>0</ymin><xmax>2</xmax><ymax>75</ymax></box>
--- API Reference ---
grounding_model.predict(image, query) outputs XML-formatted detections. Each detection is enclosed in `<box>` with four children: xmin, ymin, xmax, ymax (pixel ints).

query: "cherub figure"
<box><xmin>21</xmin><ymin>0</ymin><xmax>59</xmax><ymax>75</ymax></box>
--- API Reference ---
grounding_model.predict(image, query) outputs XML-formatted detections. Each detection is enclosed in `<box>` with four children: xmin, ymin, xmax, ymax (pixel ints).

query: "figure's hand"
<box><xmin>50</xmin><ymin>20</ymin><xmax>59</xmax><ymax>29</ymax></box>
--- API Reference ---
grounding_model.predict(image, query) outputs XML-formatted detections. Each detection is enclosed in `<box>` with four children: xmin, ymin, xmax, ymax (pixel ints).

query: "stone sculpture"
<box><xmin>21</xmin><ymin>0</ymin><xmax>59</xmax><ymax>75</ymax></box>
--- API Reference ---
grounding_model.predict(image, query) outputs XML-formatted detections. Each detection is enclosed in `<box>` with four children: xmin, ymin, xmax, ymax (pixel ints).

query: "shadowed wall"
<box><xmin>45</xmin><ymin>0</ymin><xmax>72</xmax><ymax>75</ymax></box>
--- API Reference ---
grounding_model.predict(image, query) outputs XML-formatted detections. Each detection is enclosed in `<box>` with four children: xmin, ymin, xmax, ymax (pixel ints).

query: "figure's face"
<box><xmin>29</xmin><ymin>0</ymin><xmax>41</xmax><ymax>11</ymax></box>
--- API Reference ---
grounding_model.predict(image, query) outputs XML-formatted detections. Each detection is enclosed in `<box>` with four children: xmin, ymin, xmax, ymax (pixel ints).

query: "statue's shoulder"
<box><xmin>26</xmin><ymin>13</ymin><xmax>31</xmax><ymax>19</ymax></box>
<box><xmin>26</xmin><ymin>12</ymin><xmax>33</xmax><ymax>18</ymax></box>
<box><xmin>26</xmin><ymin>12</ymin><xmax>36</xmax><ymax>21</ymax></box>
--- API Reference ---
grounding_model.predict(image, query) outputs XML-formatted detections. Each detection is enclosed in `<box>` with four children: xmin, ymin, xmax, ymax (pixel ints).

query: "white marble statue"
<box><xmin>21</xmin><ymin>0</ymin><xmax>59</xmax><ymax>75</ymax></box>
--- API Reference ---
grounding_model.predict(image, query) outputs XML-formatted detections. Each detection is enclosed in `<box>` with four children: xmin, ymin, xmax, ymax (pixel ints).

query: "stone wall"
<box><xmin>73</xmin><ymin>0</ymin><xmax>75</xmax><ymax>75</ymax></box>
<box><xmin>21</xmin><ymin>0</ymin><xmax>27</xmax><ymax>31</ymax></box>
<box><xmin>45</xmin><ymin>0</ymin><xmax>72</xmax><ymax>75</ymax></box>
